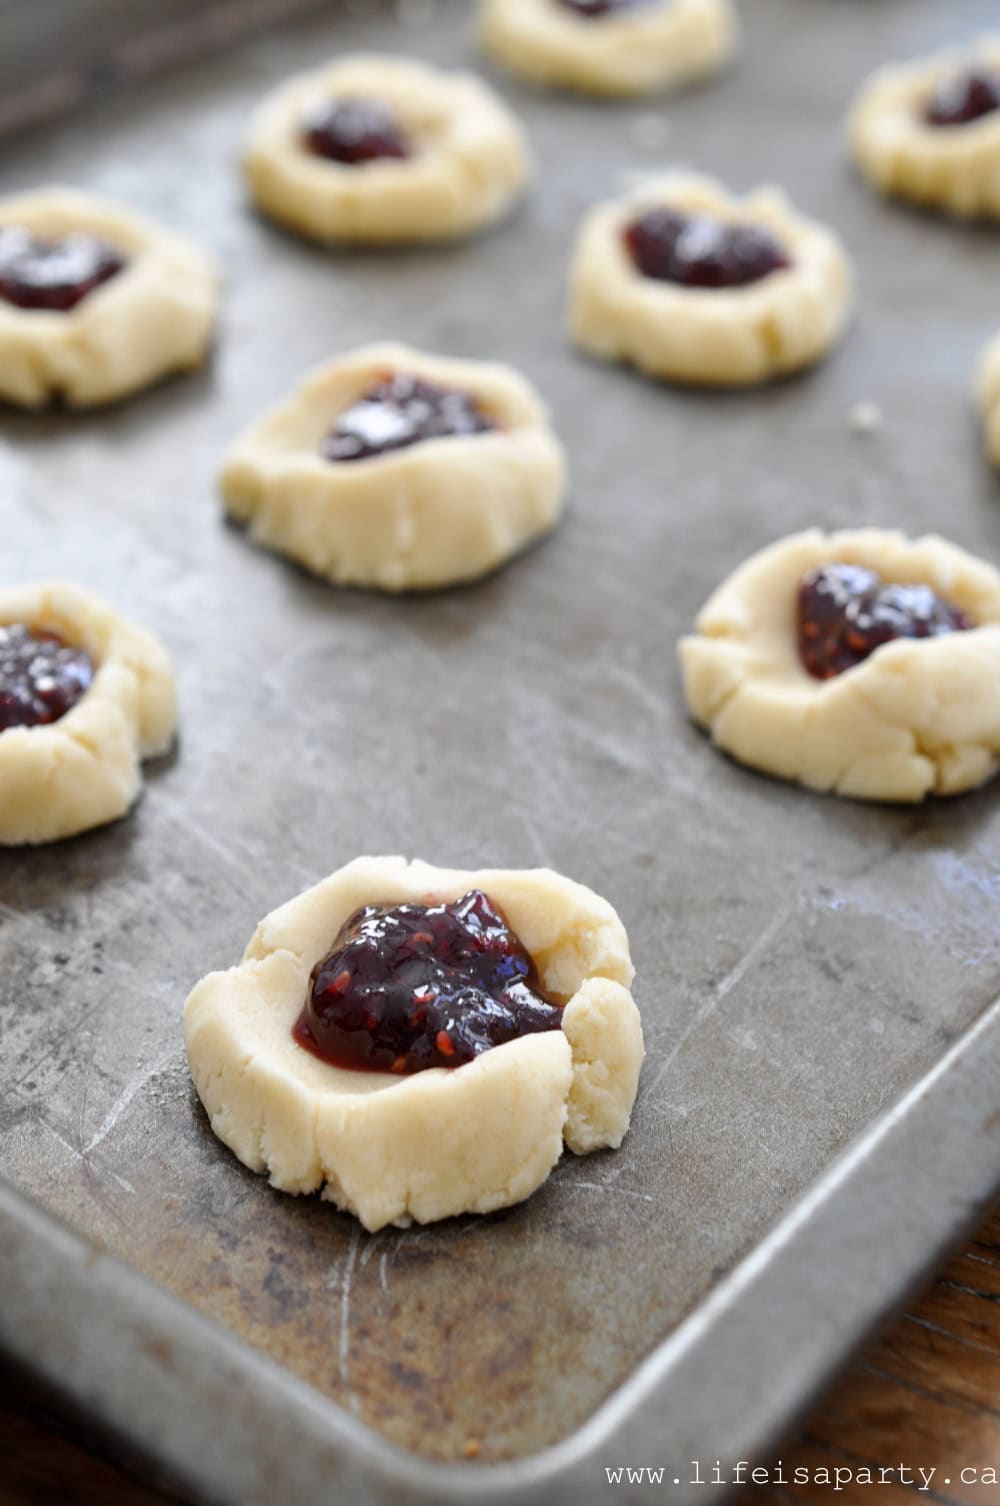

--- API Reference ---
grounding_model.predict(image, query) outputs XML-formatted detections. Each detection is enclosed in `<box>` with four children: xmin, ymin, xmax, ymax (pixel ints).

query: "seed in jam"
<box><xmin>557</xmin><ymin>0</ymin><xmax>658</xmax><ymax>16</ymax></box>
<box><xmin>301</xmin><ymin>97</ymin><xmax>411</xmax><ymax>165</ymax></box>
<box><xmin>924</xmin><ymin>67</ymin><xmax>1000</xmax><ymax>127</ymax></box>
<box><xmin>322</xmin><ymin>372</ymin><xmax>498</xmax><ymax>463</ymax></box>
<box><xmin>623</xmin><ymin>207</ymin><xmax>791</xmax><ymax>289</ymax></box>
<box><xmin>0</xmin><ymin>226</ymin><xmax>125</xmax><ymax>312</ymax></box>
<box><xmin>798</xmin><ymin>563</ymin><xmax>974</xmax><ymax>680</ymax></box>
<box><xmin>0</xmin><ymin>623</ymin><xmax>95</xmax><ymax>730</ymax></box>
<box><xmin>294</xmin><ymin>889</ymin><xmax>564</xmax><ymax>1074</ymax></box>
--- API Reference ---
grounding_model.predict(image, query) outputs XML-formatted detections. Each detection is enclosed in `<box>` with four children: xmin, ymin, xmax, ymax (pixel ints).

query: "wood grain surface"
<box><xmin>2</xmin><ymin>1203</ymin><xmax>1000</xmax><ymax>1505</ymax></box>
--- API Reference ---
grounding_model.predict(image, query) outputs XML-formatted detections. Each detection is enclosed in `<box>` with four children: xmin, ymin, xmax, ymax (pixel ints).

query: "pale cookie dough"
<box><xmin>244</xmin><ymin>54</ymin><xmax>531</xmax><ymax>245</ymax></box>
<box><xmin>219</xmin><ymin>343</ymin><xmax>567</xmax><ymax>592</ymax></box>
<box><xmin>0</xmin><ymin>581</ymin><xmax>176</xmax><ymax>845</ymax></box>
<box><xmin>848</xmin><ymin>37</ymin><xmax>1000</xmax><ymax>219</ymax></box>
<box><xmin>0</xmin><ymin>187</ymin><xmax>218</xmax><ymax>409</ymax></box>
<box><xmin>977</xmin><ymin>329</ymin><xmax>1000</xmax><ymax>466</ymax></box>
<box><xmin>184</xmin><ymin>856</ymin><xmax>645</xmax><ymax>1232</ymax></box>
<box><xmin>679</xmin><ymin>529</ymin><xmax>1000</xmax><ymax>803</ymax></box>
<box><xmin>569</xmin><ymin>173</ymin><xmax>853</xmax><ymax>387</ymax></box>
<box><xmin>478</xmin><ymin>0</ymin><xmax>737</xmax><ymax>100</ymax></box>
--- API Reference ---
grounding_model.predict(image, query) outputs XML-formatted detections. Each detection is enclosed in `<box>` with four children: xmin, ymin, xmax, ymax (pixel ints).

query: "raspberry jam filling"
<box><xmin>301</xmin><ymin>97</ymin><xmax>411</xmax><ymax>164</ymax></box>
<box><xmin>624</xmin><ymin>208</ymin><xmax>790</xmax><ymax>288</ymax></box>
<box><xmin>558</xmin><ymin>0</ymin><xmax>658</xmax><ymax>16</ymax></box>
<box><xmin>798</xmin><ymin>564</ymin><xmax>974</xmax><ymax>680</ymax></box>
<box><xmin>924</xmin><ymin>67</ymin><xmax>1000</xmax><ymax>127</ymax></box>
<box><xmin>294</xmin><ymin>890</ymin><xmax>564</xmax><ymax>1074</ymax></box>
<box><xmin>0</xmin><ymin>624</ymin><xmax>95</xmax><ymax>730</ymax></box>
<box><xmin>0</xmin><ymin>226</ymin><xmax>125</xmax><ymax>312</ymax></box>
<box><xmin>322</xmin><ymin>372</ymin><xmax>498</xmax><ymax>463</ymax></box>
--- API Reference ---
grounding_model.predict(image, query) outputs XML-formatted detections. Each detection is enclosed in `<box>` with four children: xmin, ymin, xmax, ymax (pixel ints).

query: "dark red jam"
<box><xmin>322</xmin><ymin>373</ymin><xmax>497</xmax><ymax>463</ymax></box>
<box><xmin>558</xmin><ymin>0</ymin><xmax>658</xmax><ymax>16</ymax></box>
<box><xmin>798</xmin><ymin>564</ymin><xmax>973</xmax><ymax>680</ymax></box>
<box><xmin>294</xmin><ymin>890</ymin><xmax>564</xmax><ymax>1075</ymax></box>
<box><xmin>0</xmin><ymin>624</ymin><xmax>94</xmax><ymax>730</ymax></box>
<box><xmin>624</xmin><ymin>207</ymin><xmax>790</xmax><ymax>288</ymax></box>
<box><xmin>0</xmin><ymin>226</ymin><xmax>124</xmax><ymax>312</ymax></box>
<box><xmin>301</xmin><ymin>97</ymin><xmax>410</xmax><ymax>164</ymax></box>
<box><xmin>924</xmin><ymin>67</ymin><xmax>1000</xmax><ymax>127</ymax></box>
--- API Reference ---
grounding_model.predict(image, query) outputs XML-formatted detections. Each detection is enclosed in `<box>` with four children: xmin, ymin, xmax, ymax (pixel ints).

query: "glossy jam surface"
<box><xmin>0</xmin><ymin>624</ymin><xmax>94</xmax><ymax>730</ymax></box>
<box><xmin>924</xmin><ymin>67</ymin><xmax>1000</xmax><ymax>127</ymax></box>
<box><xmin>322</xmin><ymin>373</ymin><xmax>497</xmax><ymax>463</ymax></box>
<box><xmin>0</xmin><ymin>225</ymin><xmax>124</xmax><ymax>312</ymax></box>
<box><xmin>798</xmin><ymin>564</ymin><xmax>973</xmax><ymax>680</ymax></box>
<box><xmin>301</xmin><ymin>97</ymin><xmax>410</xmax><ymax>164</ymax></box>
<box><xmin>557</xmin><ymin>0</ymin><xmax>658</xmax><ymax>16</ymax></box>
<box><xmin>624</xmin><ymin>207</ymin><xmax>790</xmax><ymax>288</ymax></box>
<box><xmin>295</xmin><ymin>890</ymin><xmax>564</xmax><ymax>1075</ymax></box>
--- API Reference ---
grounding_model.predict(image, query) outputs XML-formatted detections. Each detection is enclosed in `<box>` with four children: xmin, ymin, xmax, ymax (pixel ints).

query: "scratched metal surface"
<box><xmin>1</xmin><ymin>0</ymin><xmax>999</xmax><ymax>1473</ymax></box>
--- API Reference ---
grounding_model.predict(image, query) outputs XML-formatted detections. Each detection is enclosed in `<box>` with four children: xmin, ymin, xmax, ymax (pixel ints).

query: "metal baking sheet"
<box><xmin>2</xmin><ymin>0</ymin><xmax>1000</xmax><ymax>1500</ymax></box>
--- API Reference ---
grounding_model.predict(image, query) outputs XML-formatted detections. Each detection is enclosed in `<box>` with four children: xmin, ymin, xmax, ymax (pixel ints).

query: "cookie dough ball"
<box><xmin>478</xmin><ymin>0</ymin><xmax>737</xmax><ymax>100</ymax></box>
<box><xmin>848</xmin><ymin>37</ymin><xmax>1000</xmax><ymax>219</ymax></box>
<box><xmin>569</xmin><ymin>173</ymin><xmax>853</xmax><ymax>387</ymax></box>
<box><xmin>0</xmin><ymin>187</ymin><xmax>218</xmax><ymax>409</ymax></box>
<box><xmin>977</xmin><ymin>329</ymin><xmax>1000</xmax><ymax>466</ymax></box>
<box><xmin>244</xmin><ymin>54</ymin><xmax>531</xmax><ymax>245</ymax></box>
<box><xmin>0</xmin><ymin>581</ymin><xmax>176</xmax><ymax>845</ymax></box>
<box><xmin>679</xmin><ymin>529</ymin><xmax>1000</xmax><ymax>803</ymax></box>
<box><xmin>184</xmin><ymin>856</ymin><xmax>644</xmax><ymax>1232</ymax></box>
<box><xmin>219</xmin><ymin>343</ymin><xmax>567</xmax><ymax>592</ymax></box>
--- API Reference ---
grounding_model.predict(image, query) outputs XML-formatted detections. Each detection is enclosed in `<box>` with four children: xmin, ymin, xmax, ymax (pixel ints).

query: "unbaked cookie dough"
<box><xmin>0</xmin><ymin>581</ymin><xmax>176</xmax><ymax>845</ymax></box>
<box><xmin>184</xmin><ymin>856</ymin><xmax>645</xmax><ymax>1231</ymax></box>
<box><xmin>848</xmin><ymin>37</ymin><xmax>1000</xmax><ymax>219</ymax></box>
<box><xmin>0</xmin><ymin>187</ymin><xmax>218</xmax><ymax>408</ymax></box>
<box><xmin>569</xmin><ymin>173</ymin><xmax>853</xmax><ymax>387</ymax></box>
<box><xmin>219</xmin><ymin>343</ymin><xmax>567</xmax><ymax>592</ymax></box>
<box><xmin>977</xmin><ymin>328</ymin><xmax>1000</xmax><ymax>466</ymax></box>
<box><xmin>679</xmin><ymin>529</ymin><xmax>1000</xmax><ymax>803</ymax></box>
<box><xmin>244</xmin><ymin>54</ymin><xmax>531</xmax><ymax>245</ymax></box>
<box><xmin>478</xmin><ymin>0</ymin><xmax>737</xmax><ymax>100</ymax></box>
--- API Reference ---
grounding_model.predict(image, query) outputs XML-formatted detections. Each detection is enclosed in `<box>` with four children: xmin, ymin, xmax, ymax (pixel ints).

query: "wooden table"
<box><xmin>3</xmin><ymin>1204</ymin><xmax>1000</xmax><ymax>1506</ymax></box>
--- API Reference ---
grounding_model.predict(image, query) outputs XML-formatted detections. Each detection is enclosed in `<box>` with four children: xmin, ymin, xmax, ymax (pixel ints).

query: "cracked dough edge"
<box><xmin>678</xmin><ymin>528</ymin><xmax>1000</xmax><ymax>803</ymax></box>
<box><xmin>183</xmin><ymin>855</ymin><xmax>645</xmax><ymax>1231</ymax></box>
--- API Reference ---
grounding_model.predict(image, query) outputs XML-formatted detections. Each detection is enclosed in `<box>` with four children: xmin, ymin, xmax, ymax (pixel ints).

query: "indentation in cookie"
<box><xmin>0</xmin><ymin>623</ymin><xmax>94</xmax><ymax>730</ymax></box>
<box><xmin>624</xmin><ymin>207</ymin><xmax>790</xmax><ymax>288</ymax></box>
<box><xmin>798</xmin><ymin>563</ymin><xmax>973</xmax><ymax>680</ymax></box>
<box><xmin>322</xmin><ymin>372</ymin><xmax>498</xmax><ymax>462</ymax></box>
<box><xmin>924</xmin><ymin>67</ymin><xmax>1000</xmax><ymax>127</ymax></box>
<box><xmin>301</xmin><ymin>97</ymin><xmax>411</xmax><ymax>164</ymax></box>
<box><xmin>295</xmin><ymin>889</ymin><xmax>564</xmax><ymax>1073</ymax></box>
<box><xmin>0</xmin><ymin>226</ymin><xmax>125</xmax><ymax>312</ymax></box>
<box><xmin>558</xmin><ymin>0</ymin><xmax>659</xmax><ymax>17</ymax></box>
